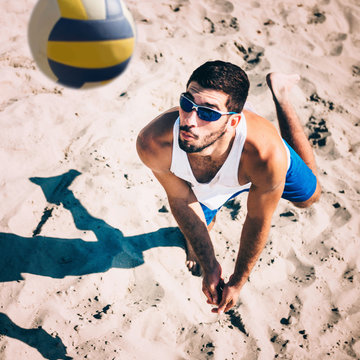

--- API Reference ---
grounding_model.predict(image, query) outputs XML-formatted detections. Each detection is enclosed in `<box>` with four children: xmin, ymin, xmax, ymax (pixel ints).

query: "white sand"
<box><xmin>1</xmin><ymin>0</ymin><xmax>360</xmax><ymax>359</ymax></box>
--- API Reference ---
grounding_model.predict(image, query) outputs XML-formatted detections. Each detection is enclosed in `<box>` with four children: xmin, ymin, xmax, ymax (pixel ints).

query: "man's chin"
<box><xmin>179</xmin><ymin>139</ymin><xmax>202</xmax><ymax>153</ymax></box>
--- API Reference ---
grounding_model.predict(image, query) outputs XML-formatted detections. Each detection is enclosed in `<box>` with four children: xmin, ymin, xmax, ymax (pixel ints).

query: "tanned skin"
<box><xmin>137</xmin><ymin>74</ymin><xmax>320</xmax><ymax>314</ymax></box>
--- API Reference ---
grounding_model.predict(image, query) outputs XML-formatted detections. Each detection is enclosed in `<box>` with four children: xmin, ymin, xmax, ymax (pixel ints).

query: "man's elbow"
<box><xmin>136</xmin><ymin>130</ymin><xmax>151</xmax><ymax>165</ymax></box>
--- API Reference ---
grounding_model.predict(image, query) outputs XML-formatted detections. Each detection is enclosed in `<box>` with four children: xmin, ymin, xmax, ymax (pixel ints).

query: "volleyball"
<box><xmin>28</xmin><ymin>0</ymin><xmax>136</xmax><ymax>89</ymax></box>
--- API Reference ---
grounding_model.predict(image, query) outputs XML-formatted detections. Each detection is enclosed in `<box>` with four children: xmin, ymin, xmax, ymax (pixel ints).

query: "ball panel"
<box><xmin>105</xmin><ymin>0</ymin><xmax>123</xmax><ymax>19</ymax></box>
<box><xmin>57</xmin><ymin>0</ymin><xmax>88</xmax><ymax>20</ymax></box>
<box><xmin>121</xmin><ymin>0</ymin><xmax>136</xmax><ymax>36</ymax></box>
<box><xmin>81</xmin><ymin>80</ymin><xmax>112</xmax><ymax>89</ymax></box>
<box><xmin>28</xmin><ymin>0</ymin><xmax>61</xmax><ymax>81</ymax></box>
<box><xmin>47</xmin><ymin>38</ymin><xmax>135</xmax><ymax>68</ymax></box>
<box><xmin>48</xmin><ymin>57</ymin><xmax>131</xmax><ymax>88</ymax></box>
<box><xmin>48</xmin><ymin>18</ymin><xmax>134</xmax><ymax>42</ymax></box>
<box><xmin>28</xmin><ymin>0</ymin><xmax>136</xmax><ymax>88</ymax></box>
<box><xmin>81</xmin><ymin>0</ymin><xmax>106</xmax><ymax>20</ymax></box>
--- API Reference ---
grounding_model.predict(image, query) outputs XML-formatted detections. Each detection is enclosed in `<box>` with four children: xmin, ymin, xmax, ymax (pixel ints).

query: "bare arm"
<box><xmin>155</xmin><ymin>170</ymin><xmax>224</xmax><ymax>304</ymax></box>
<box><xmin>215</xmin><ymin>140</ymin><xmax>287</xmax><ymax>313</ymax></box>
<box><xmin>152</xmin><ymin>170</ymin><xmax>219</xmax><ymax>273</ymax></box>
<box><xmin>136</xmin><ymin>112</ymin><xmax>223</xmax><ymax>304</ymax></box>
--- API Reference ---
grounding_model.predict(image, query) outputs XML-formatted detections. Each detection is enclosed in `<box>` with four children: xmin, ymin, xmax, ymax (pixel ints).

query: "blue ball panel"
<box><xmin>48</xmin><ymin>18</ymin><xmax>134</xmax><ymax>42</ymax></box>
<box><xmin>105</xmin><ymin>0</ymin><xmax>123</xmax><ymax>19</ymax></box>
<box><xmin>48</xmin><ymin>58</ymin><xmax>131</xmax><ymax>88</ymax></box>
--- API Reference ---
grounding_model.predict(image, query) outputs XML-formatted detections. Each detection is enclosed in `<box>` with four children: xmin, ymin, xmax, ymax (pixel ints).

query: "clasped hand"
<box><xmin>202</xmin><ymin>270</ymin><xmax>242</xmax><ymax>314</ymax></box>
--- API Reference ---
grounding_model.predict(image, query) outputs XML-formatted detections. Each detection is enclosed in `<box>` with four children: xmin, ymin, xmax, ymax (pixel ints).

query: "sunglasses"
<box><xmin>179</xmin><ymin>93</ymin><xmax>237</xmax><ymax>122</ymax></box>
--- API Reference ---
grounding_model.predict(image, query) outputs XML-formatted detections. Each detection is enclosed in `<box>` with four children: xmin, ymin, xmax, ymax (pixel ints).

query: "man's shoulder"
<box><xmin>136</xmin><ymin>108</ymin><xmax>179</xmax><ymax>171</ymax></box>
<box><xmin>243</xmin><ymin>110</ymin><xmax>284</xmax><ymax>159</ymax></box>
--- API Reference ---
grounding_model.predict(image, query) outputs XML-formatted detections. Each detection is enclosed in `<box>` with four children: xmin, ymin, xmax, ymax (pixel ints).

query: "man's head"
<box><xmin>178</xmin><ymin>61</ymin><xmax>249</xmax><ymax>153</ymax></box>
<box><xmin>186</xmin><ymin>60</ymin><xmax>249</xmax><ymax>113</ymax></box>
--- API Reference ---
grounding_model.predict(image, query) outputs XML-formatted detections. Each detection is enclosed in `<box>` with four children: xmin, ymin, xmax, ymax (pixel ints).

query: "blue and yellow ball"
<box><xmin>28</xmin><ymin>0</ymin><xmax>135</xmax><ymax>88</ymax></box>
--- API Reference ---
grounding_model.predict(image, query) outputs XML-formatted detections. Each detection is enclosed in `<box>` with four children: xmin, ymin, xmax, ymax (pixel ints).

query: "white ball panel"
<box><xmin>28</xmin><ymin>0</ymin><xmax>61</xmax><ymax>80</ymax></box>
<box><xmin>81</xmin><ymin>0</ymin><xmax>106</xmax><ymax>20</ymax></box>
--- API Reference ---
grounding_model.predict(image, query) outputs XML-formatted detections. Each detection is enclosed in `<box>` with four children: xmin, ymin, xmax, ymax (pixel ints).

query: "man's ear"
<box><xmin>229</xmin><ymin>113</ymin><xmax>242</xmax><ymax>128</ymax></box>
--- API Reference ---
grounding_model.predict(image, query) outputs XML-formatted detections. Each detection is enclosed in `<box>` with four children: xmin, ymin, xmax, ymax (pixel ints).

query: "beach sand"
<box><xmin>0</xmin><ymin>0</ymin><xmax>360</xmax><ymax>359</ymax></box>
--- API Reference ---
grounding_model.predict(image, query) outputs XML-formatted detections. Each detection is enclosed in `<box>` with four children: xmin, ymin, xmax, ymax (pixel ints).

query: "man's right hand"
<box><xmin>202</xmin><ymin>264</ymin><xmax>224</xmax><ymax>306</ymax></box>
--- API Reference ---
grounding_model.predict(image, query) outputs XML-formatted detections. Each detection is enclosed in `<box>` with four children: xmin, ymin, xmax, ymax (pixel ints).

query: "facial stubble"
<box><xmin>178</xmin><ymin>122</ymin><xmax>228</xmax><ymax>153</ymax></box>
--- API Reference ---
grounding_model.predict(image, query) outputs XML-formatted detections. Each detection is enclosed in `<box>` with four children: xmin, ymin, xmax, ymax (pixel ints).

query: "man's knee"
<box><xmin>292</xmin><ymin>181</ymin><xmax>321</xmax><ymax>208</ymax></box>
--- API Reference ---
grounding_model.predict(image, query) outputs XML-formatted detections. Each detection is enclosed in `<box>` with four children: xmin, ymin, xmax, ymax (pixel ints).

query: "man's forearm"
<box><xmin>168</xmin><ymin>198</ymin><xmax>219</xmax><ymax>273</ymax></box>
<box><xmin>230</xmin><ymin>215</ymin><xmax>272</xmax><ymax>288</ymax></box>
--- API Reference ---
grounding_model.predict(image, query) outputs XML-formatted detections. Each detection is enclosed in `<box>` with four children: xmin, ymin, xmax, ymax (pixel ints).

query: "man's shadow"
<box><xmin>0</xmin><ymin>313</ymin><xmax>72</xmax><ymax>360</ymax></box>
<box><xmin>0</xmin><ymin>170</ymin><xmax>185</xmax><ymax>282</ymax></box>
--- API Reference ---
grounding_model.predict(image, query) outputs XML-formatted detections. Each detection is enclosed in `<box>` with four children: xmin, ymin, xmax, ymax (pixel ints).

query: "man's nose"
<box><xmin>183</xmin><ymin>108</ymin><xmax>198</xmax><ymax>127</ymax></box>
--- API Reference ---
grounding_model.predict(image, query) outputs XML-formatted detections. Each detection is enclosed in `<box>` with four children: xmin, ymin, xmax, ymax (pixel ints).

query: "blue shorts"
<box><xmin>200</xmin><ymin>140</ymin><xmax>317</xmax><ymax>225</ymax></box>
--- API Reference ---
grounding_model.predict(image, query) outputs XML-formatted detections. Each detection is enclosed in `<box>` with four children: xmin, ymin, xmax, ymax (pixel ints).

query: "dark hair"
<box><xmin>186</xmin><ymin>60</ymin><xmax>249</xmax><ymax>113</ymax></box>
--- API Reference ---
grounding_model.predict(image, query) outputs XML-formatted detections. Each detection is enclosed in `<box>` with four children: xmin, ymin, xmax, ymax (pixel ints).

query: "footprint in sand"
<box><xmin>326</xmin><ymin>32</ymin><xmax>348</xmax><ymax>56</ymax></box>
<box><xmin>307</xmin><ymin>229</ymin><xmax>333</xmax><ymax>264</ymax></box>
<box><xmin>129</xmin><ymin>272</ymin><xmax>166</xmax><ymax>310</ymax></box>
<box><xmin>342</xmin><ymin>267</ymin><xmax>357</xmax><ymax>288</ymax></box>
<box><xmin>203</xmin><ymin>17</ymin><xmax>215</xmax><ymax>34</ymax></box>
<box><xmin>330</xmin><ymin>202</ymin><xmax>352</xmax><ymax>228</ymax></box>
<box><xmin>307</xmin><ymin>115</ymin><xmax>331</xmax><ymax>148</ymax></box>
<box><xmin>352</xmin><ymin>64</ymin><xmax>360</xmax><ymax>77</ymax></box>
<box><xmin>287</xmin><ymin>250</ymin><xmax>316</xmax><ymax>287</ymax></box>
<box><xmin>233</xmin><ymin>42</ymin><xmax>270</xmax><ymax>72</ymax></box>
<box><xmin>307</xmin><ymin>7</ymin><xmax>326</xmax><ymax>24</ymax></box>
<box><xmin>282</xmin><ymin>296</ymin><xmax>302</xmax><ymax>327</ymax></box>
<box><xmin>321</xmin><ymin>307</ymin><xmax>341</xmax><ymax>334</ymax></box>
<box><xmin>180</xmin><ymin>326</ymin><xmax>216</xmax><ymax>359</ymax></box>
<box><xmin>203</xmin><ymin>0</ymin><xmax>234</xmax><ymax>13</ymax></box>
<box><xmin>270</xmin><ymin>296</ymin><xmax>304</xmax><ymax>355</ymax></box>
<box><xmin>321</xmin><ymin>191</ymin><xmax>352</xmax><ymax>228</ymax></box>
<box><xmin>203</xmin><ymin>16</ymin><xmax>239</xmax><ymax>34</ymax></box>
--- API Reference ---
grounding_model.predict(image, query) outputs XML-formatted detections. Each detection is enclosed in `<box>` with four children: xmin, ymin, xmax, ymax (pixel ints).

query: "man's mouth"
<box><xmin>180</xmin><ymin>126</ymin><xmax>198</xmax><ymax>140</ymax></box>
<box><xmin>180</xmin><ymin>130</ymin><xmax>196</xmax><ymax>140</ymax></box>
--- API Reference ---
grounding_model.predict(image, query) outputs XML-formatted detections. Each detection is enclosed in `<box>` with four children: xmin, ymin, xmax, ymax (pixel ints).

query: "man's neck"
<box><xmin>188</xmin><ymin>128</ymin><xmax>236</xmax><ymax>163</ymax></box>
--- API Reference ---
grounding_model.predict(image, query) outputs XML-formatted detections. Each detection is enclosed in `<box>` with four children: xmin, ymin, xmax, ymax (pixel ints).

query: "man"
<box><xmin>136</xmin><ymin>61</ymin><xmax>321</xmax><ymax>314</ymax></box>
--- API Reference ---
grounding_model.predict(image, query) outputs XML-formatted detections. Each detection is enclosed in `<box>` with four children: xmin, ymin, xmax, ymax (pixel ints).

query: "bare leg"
<box><xmin>207</xmin><ymin>215</ymin><xmax>216</xmax><ymax>232</ymax></box>
<box><xmin>184</xmin><ymin>236</ymin><xmax>202</xmax><ymax>277</ymax></box>
<box><xmin>266</xmin><ymin>73</ymin><xmax>321</xmax><ymax>206</ymax></box>
<box><xmin>266</xmin><ymin>73</ymin><xmax>318</xmax><ymax>174</ymax></box>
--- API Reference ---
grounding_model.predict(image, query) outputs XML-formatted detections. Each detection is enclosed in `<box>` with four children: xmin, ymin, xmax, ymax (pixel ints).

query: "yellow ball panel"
<box><xmin>47</xmin><ymin>38</ymin><xmax>135</xmax><ymax>68</ymax></box>
<box><xmin>56</xmin><ymin>0</ymin><xmax>88</xmax><ymax>20</ymax></box>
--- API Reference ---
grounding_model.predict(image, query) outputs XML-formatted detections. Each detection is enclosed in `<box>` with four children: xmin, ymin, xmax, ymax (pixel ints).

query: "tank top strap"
<box><xmin>217</xmin><ymin>113</ymin><xmax>247</xmax><ymax>186</ymax></box>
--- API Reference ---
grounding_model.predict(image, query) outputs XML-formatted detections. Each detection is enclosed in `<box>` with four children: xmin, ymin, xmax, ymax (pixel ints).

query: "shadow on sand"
<box><xmin>0</xmin><ymin>312</ymin><xmax>72</xmax><ymax>360</ymax></box>
<box><xmin>0</xmin><ymin>169</ymin><xmax>185</xmax><ymax>282</ymax></box>
<box><xmin>0</xmin><ymin>170</ymin><xmax>185</xmax><ymax>359</ymax></box>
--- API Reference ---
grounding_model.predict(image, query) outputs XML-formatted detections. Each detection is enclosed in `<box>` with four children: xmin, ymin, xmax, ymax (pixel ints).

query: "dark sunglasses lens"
<box><xmin>180</xmin><ymin>96</ymin><xmax>193</xmax><ymax>112</ymax></box>
<box><xmin>198</xmin><ymin>108</ymin><xmax>221</xmax><ymax>121</ymax></box>
<box><xmin>180</xmin><ymin>95</ymin><xmax>221</xmax><ymax>121</ymax></box>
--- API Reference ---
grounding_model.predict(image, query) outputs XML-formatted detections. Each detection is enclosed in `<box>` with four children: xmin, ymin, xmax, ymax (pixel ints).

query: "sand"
<box><xmin>0</xmin><ymin>0</ymin><xmax>360</xmax><ymax>359</ymax></box>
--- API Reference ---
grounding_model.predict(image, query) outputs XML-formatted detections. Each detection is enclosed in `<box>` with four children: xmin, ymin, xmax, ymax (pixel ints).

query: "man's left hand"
<box><xmin>211</xmin><ymin>276</ymin><xmax>244</xmax><ymax>314</ymax></box>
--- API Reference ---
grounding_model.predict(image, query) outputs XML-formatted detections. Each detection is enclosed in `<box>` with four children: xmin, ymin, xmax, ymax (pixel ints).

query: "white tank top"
<box><xmin>170</xmin><ymin>114</ymin><xmax>251</xmax><ymax>210</ymax></box>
